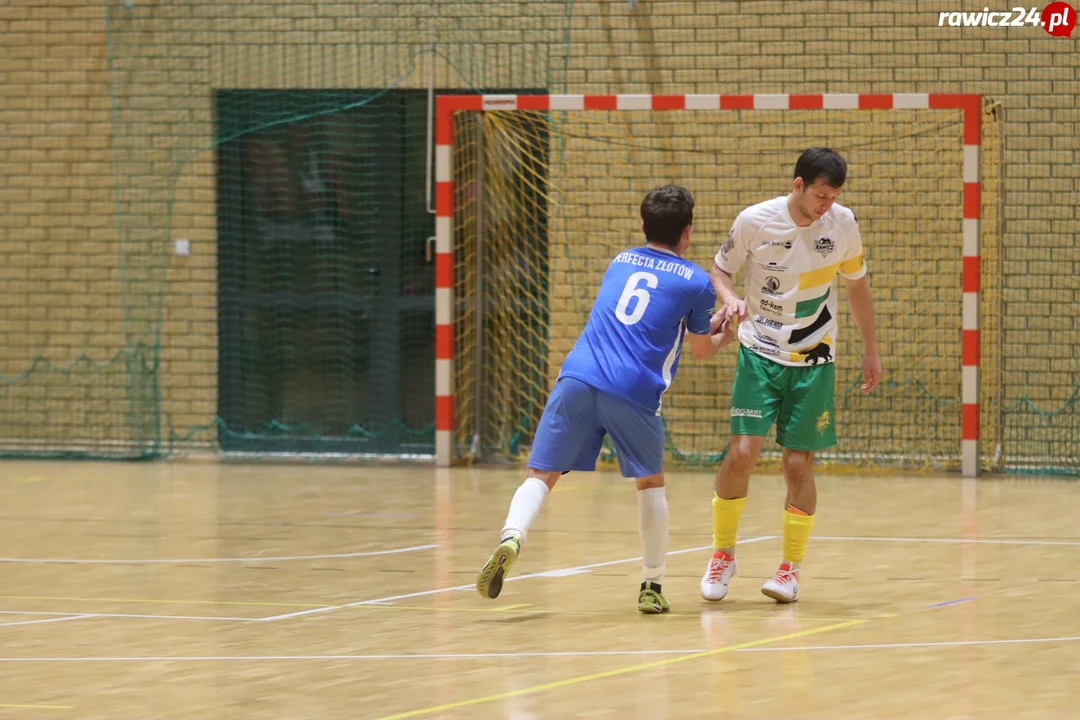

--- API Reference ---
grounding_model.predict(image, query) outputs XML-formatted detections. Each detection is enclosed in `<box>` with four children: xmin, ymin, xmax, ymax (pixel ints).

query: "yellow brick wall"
<box><xmin>0</xmin><ymin>0</ymin><xmax>127</xmax><ymax>450</ymax></box>
<box><xmin>0</xmin><ymin>0</ymin><xmax>1075</xmax><ymax>467</ymax></box>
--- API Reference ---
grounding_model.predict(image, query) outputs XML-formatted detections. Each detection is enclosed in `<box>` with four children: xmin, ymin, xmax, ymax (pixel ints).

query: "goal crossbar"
<box><xmin>433</xmin><ymin>92</ymin><xmax>983</xmax><ymax>476</ymax></box>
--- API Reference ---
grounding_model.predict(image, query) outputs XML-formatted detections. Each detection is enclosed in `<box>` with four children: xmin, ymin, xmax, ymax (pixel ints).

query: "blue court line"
<box><xmin>929</xmin><ymin>597</ymin><xmax>976</xmax><ymax>608</ymax></box>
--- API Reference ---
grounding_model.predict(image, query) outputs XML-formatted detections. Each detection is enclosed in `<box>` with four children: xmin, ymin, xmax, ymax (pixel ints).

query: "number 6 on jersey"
<box><xmin>615</xmin><ymin>271</ymin><xmax>658</xmax><ymax>326</ymax></box>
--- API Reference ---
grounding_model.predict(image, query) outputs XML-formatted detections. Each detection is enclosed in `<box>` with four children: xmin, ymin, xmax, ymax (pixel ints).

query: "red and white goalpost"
<box><xmin>432</xmin><ymin>93</ymin><xmax>983</xmax><ymax>476</ymax></box>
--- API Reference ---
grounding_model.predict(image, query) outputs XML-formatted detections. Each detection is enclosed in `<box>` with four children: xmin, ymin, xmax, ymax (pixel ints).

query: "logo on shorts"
<box><xmin>814</xmin><ymin>237</ymin><xmax>835</xmax><ymax>257</ymax></box>
<box><xmin>816</xmin><ymin>409</ymin><xmax>831</xmax><ymax>435</ymax></box>
<box><xmin>730</xmin><ymin>408</ymin><xmax>763</xmax><ymax>419</ymax></box>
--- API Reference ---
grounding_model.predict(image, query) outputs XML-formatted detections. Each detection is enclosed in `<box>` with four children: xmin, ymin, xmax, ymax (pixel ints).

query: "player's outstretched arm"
<box><xmin>844</xmin><ymin>275</ymin><xmax>882</xmax><ymax>393</ymax></box>
<box><xmin>685</xmin><ymin>321</ymin><xmax>736</xmax><ymax>361</ymax></box>
<box><xmin>709</xmin><ymin>264</ymin><xmax>747</xmax><ymax>323</ymax></box>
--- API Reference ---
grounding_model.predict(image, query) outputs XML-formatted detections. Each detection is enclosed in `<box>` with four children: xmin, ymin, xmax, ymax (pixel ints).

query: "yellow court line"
<box><xmin>0</xmin><ymin>704</ymin><xmax>71</xmax><ymax>710</ymax></box>
<box><xmin>491</xmin><ymin>603</ymin><xmax>532</xmax><ymax>612</ymax></box>
<box><xmin>0</xmin><ymin>595</ymin><xmax>324</xmax><ymax>609</ymax></box>
<box><xmin>376</xmin><ymin>617</ymin><xmax>869</xmax><ymax>720</ymax></box>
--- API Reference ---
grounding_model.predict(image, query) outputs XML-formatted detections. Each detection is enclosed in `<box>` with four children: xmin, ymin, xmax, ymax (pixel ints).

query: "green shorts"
<box><xmin>729</xmin><ymin>345</ymin><xmax>837</xmax><ymax>451</ymax></box>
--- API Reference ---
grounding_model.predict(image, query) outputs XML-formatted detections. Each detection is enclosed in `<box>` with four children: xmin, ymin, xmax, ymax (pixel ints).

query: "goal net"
<box><xmin>443</xmin><ymin>94</ymin><xmax>1014</xmax><ymax>475</ymax></box>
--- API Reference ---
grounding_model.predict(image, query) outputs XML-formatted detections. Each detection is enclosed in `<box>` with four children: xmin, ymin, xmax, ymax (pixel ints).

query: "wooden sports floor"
<box><xmin>0</xmin><ymin>460</ymin><xmax>1077</xmax><ymax>719</ymax></box>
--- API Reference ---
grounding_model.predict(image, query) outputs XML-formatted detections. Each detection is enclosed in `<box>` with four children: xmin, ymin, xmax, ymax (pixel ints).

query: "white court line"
<box><xmin>0</xmin><ymin>650</ymin><xmax>707</xmax><ymax>662</ymax></box>
<box><xmin>8</xmin><ymin>636</ymin><xmax>1080</xmax><ymax>661</ymax></box>
<box><xmin>258</xmin><ymin>536</ymin><xmax>777</xmax><ymax>622</ymax></box>
<box><xmin>737</xmin><ymin>636</ymin><xmax>1080</xmax><ymax>652</ymax></box>
<box><xmin>814</xmin><ymin>536</ymin><xmax>1080</xmax><ymax>547</ymax></box>
<box><xmin>0</xmin><ymin>611</ymin><xmax>256</xmax><ymax>623</ymax></box>
<box><xmin>0</xmin><ymin>543</ymin><xmax>437</xmax><ymax>565</ymax></box>
<box><xmin>0</xmin><ymin>614</ymin><xmax>94</xmax><ymax>628</ymax></box>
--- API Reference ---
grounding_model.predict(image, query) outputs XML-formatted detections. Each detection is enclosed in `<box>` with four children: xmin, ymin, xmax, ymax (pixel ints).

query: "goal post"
<box><xmin>433</xmin><ymin>93</ymin><xmax>984</xmax><ymax>477</ymax></box>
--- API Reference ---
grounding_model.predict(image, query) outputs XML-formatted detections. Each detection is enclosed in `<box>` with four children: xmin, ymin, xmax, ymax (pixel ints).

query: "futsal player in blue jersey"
<box><xmin>475</xmin><ymin>185</ymin><xmax>736</xmax><ymax>613</ymax></box>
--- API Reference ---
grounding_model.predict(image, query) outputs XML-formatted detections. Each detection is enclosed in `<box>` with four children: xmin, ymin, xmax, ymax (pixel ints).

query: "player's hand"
<box><xmin>709</xmin><ymin>310</ymin><xmax>727</xmax><ymax>334</ymax></box>
<box><xmin>710</xmin><ymin>299</ymin><xmax>747</xmax><ymax>333</ymax></box>
<box><xmin>721</xmin><ymin>298</ymin><xmax>748</xmax><ymax>324</ymax></box>
<box><xmin>712</xmin><ymin>321</ymin><xmax>737</xmax><ymax>350</ymax></box>
<box><xmin>861</xmin><ymin>352</ymin><xmax>882</xmax><ymax>394</ymax></box>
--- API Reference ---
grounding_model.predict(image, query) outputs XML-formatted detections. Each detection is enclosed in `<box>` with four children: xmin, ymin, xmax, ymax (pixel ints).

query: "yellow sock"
<box><xmin>712</xmin><ymin>495</ymin><xmax>747</xmax><ymax>551</ymax></box>
<box><xmin>782</xmin><ymin>506</ymin><xmax>815</xmax><ymax>564</ymax></box>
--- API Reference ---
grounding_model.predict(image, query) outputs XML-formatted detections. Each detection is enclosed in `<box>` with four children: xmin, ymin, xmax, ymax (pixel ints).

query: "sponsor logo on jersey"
<box><xmin>760</xmin><ymin>299</ymin><xmax>784</xmax><ymax>316</ymax></box>
<box><xmin>814</xmin><ymin>236</ymin><xmax>835</xmax><ymax>257</ymax></box>
<box><xmin>720</xmin><ymin>229</ymin><xmax>735</xmax><ymax>259</ymax></box>
<box><xmin>761</xmin><ymin>275</ymin><xmax>782</xmax><ymax>297</ymax></box>
<box><xmin>754</xmin><ymin>315</ymin><xmax>783</xmax><ymax>330</ymax></box>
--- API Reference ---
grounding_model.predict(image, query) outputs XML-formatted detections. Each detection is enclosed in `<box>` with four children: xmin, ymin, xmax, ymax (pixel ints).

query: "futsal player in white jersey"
<box><xmin>701</xmin><ymin>148</ymin><xmax>882</xmax><ymax>603</ymax></box>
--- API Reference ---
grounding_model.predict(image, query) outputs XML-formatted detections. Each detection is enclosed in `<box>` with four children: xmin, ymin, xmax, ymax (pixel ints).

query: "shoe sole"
<box><xmin>700</xmin><ymin>587</ymin><xmax>729</xmax><ymax>602</ymax></box>
<box><xmin>476</xmin><ymin>541</ymin><xmax>519</xmax><ymax>599</ymax></box>
<box><xmin>761</xmin><ymin>585</ymin><xmax>798</xmax><ymax>603</ymax></box>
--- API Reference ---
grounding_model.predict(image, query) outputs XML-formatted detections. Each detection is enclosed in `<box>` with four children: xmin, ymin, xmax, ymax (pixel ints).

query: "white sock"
<box><xmin>501</xmin><ymin>477</ymin><xmax>550</xmax><ymax>543</ymax></box>
<box><xmin>638</xmin><ymin>486</ymin><xmax>668</xmax><ymax>583</ymax></box>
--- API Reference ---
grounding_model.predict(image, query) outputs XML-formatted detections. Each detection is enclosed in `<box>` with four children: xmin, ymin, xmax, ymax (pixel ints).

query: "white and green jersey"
<box><xmin>714</xmin><ymin>196</ymin><xmax>866</xmax><ymax>367</ymax></box>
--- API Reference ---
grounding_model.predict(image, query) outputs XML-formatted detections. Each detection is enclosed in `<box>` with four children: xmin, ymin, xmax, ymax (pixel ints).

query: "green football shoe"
<box><xmin>476</xmin><ymin>534</ymin><xmax>522</xmax><ymax>599</ymax></box>
<box><xmin>638</xmin><ymin>580</ymin><xmax>671</xmax><ymax>614</ymax></box>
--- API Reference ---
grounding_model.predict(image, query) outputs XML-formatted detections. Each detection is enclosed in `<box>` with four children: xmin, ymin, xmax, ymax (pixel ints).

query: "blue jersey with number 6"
<box><xmin>558</xmin><ymin>246</ymin><xmax>716</xmax><ymax>414</ymax></box>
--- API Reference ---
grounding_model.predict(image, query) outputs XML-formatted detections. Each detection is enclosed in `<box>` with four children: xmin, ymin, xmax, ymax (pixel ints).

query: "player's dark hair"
<box><xmin>794</xmin><ymin>147</ymin><xmax>847</xmax><ymax>188</ymax></box>
<box><xmin>640</xmin><ymin>184</ymin><xmax>694</xmax><ymax>247</ymax></box>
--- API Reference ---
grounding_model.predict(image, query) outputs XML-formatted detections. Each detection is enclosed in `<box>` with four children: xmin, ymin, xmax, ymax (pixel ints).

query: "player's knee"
<box><xmin>527</xmin><ymin>469</ymin><xmax>563</xmax><ymax>490</ymax></box>
<box><xmin>635</xmin><ymin>472</ymin><xmax>665</xmax><ymax>490</ymax></box>
<box><xmin>725</xmin><ymin>436</ymin><xmax>760</xmax><ymax>470</ymax></box>
<box><xmin>782</xmin><ymin>450</ymin><xmax>814</xmax><ymax>480</ymax></box>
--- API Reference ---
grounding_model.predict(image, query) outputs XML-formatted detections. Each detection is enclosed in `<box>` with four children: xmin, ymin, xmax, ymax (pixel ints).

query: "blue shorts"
<box><xmin>527</xmin><ymin>377</ymin><xmax>664</xmax><ymax>479</ymax></box>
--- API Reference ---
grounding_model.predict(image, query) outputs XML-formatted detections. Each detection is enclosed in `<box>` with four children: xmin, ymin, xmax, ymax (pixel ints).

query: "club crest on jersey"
<box><xmin>814</xmin><ymin>237</ymin><xmax>835</xmax><ymax>257</ymax></box>
<box><xmin>803</xmin><ymin>342</ymin><xmax>832</xmax><ymax>365</ymax></box>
